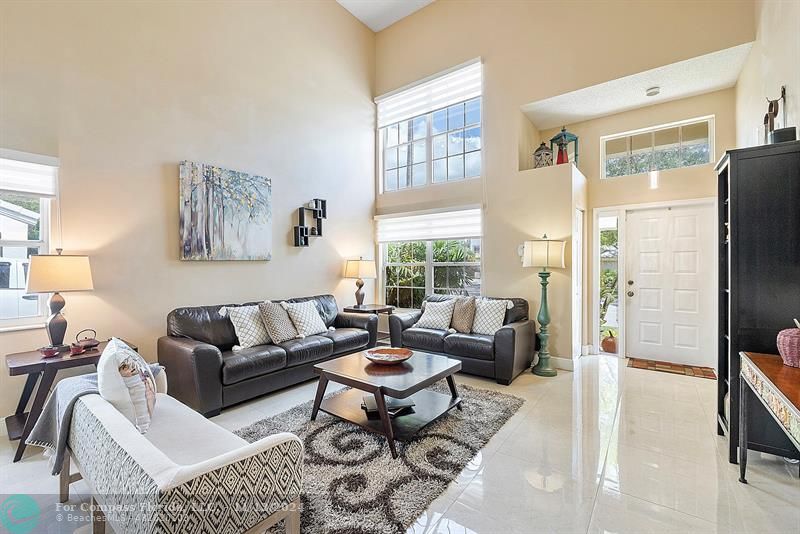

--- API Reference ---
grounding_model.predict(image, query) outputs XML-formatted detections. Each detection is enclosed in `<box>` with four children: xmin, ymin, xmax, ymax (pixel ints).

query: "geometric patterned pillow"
<box><xmin>281</xmin><ymin>300</ymin><xmax>328</xmax><ymax>337</ymax></box>
<box><xmin>414</xmin><ymin>299</ymin><xmax>456</xmax><ymax>331</ymax></box>
<box><xmin>220</xmin><ymin>305</ymin><xmax>271</xmax><ymax>349</ymax></box>
<box><xmin>451</xmin><ymin>296</ymin><xmax>476</xmax><ymax>333</ymax></box>
<box><xmin>471</xmin><ymin>298</ymin><xmax>511</xmax><ymax>335</ymax></box>
<box><xmin>258</xmin><ymin>301</ymin><xmax>302</xmax><ymax>343</ymax></box>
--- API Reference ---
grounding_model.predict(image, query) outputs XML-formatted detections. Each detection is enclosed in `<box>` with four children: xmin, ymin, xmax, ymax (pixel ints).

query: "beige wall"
<box><xmin>539</xmin><ymin>89</ymin><xmax>737</xmax><ymax>209</ymax></box>
<box><xmin>736</xmin><ymin>0</ymin><xmax>800</xmax><ymax>147</ymax></box>
<box><xmin>540</xmin><ymin>89</ymin><xmax>736</xmax><ymax>348</ymax></box>
<box><xmin>0</xmin><ymin>1</ymin><xmax>376</xmax><ymax>417</ymax></box>
<box><xmin>375</xmin><ymin>0</ymin><xmax>752</xmax><ymax>355</ymax></box>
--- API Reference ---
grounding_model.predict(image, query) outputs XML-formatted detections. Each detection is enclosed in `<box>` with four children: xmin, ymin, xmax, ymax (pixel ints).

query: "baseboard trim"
<box><xmin>551</xmin><ymin>356</ymin><xmax>575</xmax><ymax>371</ymax></box>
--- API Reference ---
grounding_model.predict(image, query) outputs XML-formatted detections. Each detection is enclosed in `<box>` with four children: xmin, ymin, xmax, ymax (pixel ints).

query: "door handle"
<box><xmin>627</xmin><ymin>290</ymin><xmax>635</xmax><ymax>297</ymax></box>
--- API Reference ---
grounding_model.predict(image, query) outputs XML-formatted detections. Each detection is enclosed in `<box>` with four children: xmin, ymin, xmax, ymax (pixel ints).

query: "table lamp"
<box><xmin>344</xmin><ymin>257</ymin><xmax>376</xmax><ymax>308</ymax></box>
<box><xmin>522</xmin><ymin>235</ymin><xmax>565</xmax><ymax>377</ymax></box>
<box><xmin>26</xmin><ymin>249</ymin><xmax>94</xmax><ymax>351</ymax></box>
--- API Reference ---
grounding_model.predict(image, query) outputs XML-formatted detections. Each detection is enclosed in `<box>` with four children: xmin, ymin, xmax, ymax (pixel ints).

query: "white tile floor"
<box><xmin>1</xmin><ymin>355</ymin><xmax>798</xmax><ymax>533</ymax></box>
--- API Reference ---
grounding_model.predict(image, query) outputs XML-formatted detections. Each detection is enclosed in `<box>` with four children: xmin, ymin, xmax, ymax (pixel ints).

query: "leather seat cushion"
<box><xmin>221</xmin><ymin>344</ymin><xmax>287</xmax><ymax>385</ymax></box>
<box><xmin>326</xmin><ymin>328</ymin><xmax>370</xmax><ymax>355</ymax></box>
<box><xmin>443</xmin><ymin>333</ymin><xmax>494</xmax><ymax>361</ymax></box>
<box><xmin>402</xmin><ymin>327</ymin><xmax>448</xmax><ymax>353</ymax></box>
<box><xmin>280</xmin><ymin>335</ymin><xmax>334</xmax><ymax>367</ymax></box>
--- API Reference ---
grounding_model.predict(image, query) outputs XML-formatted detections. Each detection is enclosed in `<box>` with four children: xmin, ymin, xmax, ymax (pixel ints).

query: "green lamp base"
<box><xmin>531</xmin><ymin>269</ymin><xmax>557</xmax><ymax>377</ymax></box>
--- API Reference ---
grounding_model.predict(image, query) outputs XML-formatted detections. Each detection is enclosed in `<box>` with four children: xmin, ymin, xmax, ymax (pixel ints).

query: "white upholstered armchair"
<box><xmin>62</xmin><ymin>392</ymin><xmax>303</xmax><ymax>533</ymax></box>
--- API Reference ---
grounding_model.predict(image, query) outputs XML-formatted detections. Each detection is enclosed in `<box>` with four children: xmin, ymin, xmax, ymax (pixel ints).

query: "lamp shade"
<box><xmin>522</xmin><ymin>239</ymin><xmax>566</xmax><ymax>269</ymax></box>
<box><xmin>344</xmin><ymin>259</ymin><xmax>377</xmax><ymax>279</ymax></box>
<box><xmin>26</xmin><ymin>254</ymin><xmax>94</xmax><ymax>293</ymax></box>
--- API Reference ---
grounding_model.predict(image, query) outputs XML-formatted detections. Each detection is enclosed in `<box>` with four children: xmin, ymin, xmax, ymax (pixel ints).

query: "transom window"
<box><xmin>0</xmin><ymin>151</ymin><xmax>56</xmax><ymax>327</ymax></box>
<box><xmin>601</xmin><ymin>116</ymin><xmax>714</xmax><ymax>179</ymax></box>
<box><xmin>376</xmin><ymin>60</ymin><xmax>483</xmax><ymax>193</ymax></box>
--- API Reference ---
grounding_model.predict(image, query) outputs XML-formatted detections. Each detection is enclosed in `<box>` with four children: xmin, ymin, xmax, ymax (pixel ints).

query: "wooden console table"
<box><xmin>5</xmin><ymin>339</ymin><xmax>137</xmax><ymax>462</ymax></box>
<box><xmin>738</xmin><ymin>352</ymin><xmax>800</xmax><ymax>483</ymax></box>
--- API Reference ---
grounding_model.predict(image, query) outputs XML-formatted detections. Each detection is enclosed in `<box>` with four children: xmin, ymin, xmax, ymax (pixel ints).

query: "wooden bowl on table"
<box><xmin>364</xmin><ymin>347</ymin><xmax>413</xmax><ymax>365</ymax></box>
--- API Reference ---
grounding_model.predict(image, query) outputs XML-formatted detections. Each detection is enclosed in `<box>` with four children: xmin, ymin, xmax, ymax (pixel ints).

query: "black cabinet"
<box><xmin>716</xmin><ymin>140</ymin><xmax>800</xmax><ymax>463</ymax></box>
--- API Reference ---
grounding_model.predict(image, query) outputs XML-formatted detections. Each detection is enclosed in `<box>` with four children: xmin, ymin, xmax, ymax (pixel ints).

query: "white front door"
<box><xmin>625</xmin><ymin>204</ymin><xmax>715</xmax><ymax>367</ymax></box>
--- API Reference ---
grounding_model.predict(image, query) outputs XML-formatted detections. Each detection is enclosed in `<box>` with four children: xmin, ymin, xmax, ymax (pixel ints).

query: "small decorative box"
<box><xmin>777</xmin><ymin>322</ymin><xmax>800</xmax><ymax>368</ymax></box>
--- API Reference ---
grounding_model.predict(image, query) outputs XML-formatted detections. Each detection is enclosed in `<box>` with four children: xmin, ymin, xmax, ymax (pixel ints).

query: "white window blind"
<box><xmin>376</xmin><ymin>208</ymin><xmax>482</xmax><ymax>243</ymax></box>
<box><xmin>376</xmin><ymin>60</ymin><xmax>482</xmax><ymax>128</ymax></box>
<box><xmin>0</xmin><ymin>151</ymin><xmax>58</xmax><ymax>197</ymax></box>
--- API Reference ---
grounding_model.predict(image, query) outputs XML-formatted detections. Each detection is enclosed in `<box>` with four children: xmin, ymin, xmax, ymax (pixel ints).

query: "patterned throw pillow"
<box><xmin>414</xmin><ymin>299</ymin><xmax>456</xmax><ymax>330</ymax></box>
<box><xmin>471</xmin><ymin>298</ymin><xmax>513</xmax><ymax>335</ymax></box>
<box><xmin>98</xmin><ymin>338</ymin><xmax>157</xmax><ymax>434</ymax></box>
<box><xmin>220</xmin><ymin>305</ymin><xmax>271</xmax><ymax>349</ymax></box>
<box><xmin>281</xmin><ymin>300</ymin><xmax>328</xmax><ymax>337</ymax></box>
<box><xmin>451</xmin><ymin>297</ymin><xmax>476</xmax><ymax>333</ymax></box>
<box><xmin>258</xmin><ymin>301</ymin><xmax>302</xmax><ymax>343</ymax></box>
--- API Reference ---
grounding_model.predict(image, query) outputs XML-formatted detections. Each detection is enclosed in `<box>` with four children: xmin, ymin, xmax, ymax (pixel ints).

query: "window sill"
<box><xmin>0</xmin><ymin>323</ymin><xmax>47</xmax><ymax>334</ymax></box>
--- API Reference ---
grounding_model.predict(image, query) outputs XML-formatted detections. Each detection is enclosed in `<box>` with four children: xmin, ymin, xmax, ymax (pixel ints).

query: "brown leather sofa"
<box><xmin>157</xmin><ymin>294</ymin><xmax>377</xmax><ymax>416</ymax></box>
<box><xmin>389</xmin><ymin>295</ymin><xmax>535</xmax><ymax>385</ymax></box>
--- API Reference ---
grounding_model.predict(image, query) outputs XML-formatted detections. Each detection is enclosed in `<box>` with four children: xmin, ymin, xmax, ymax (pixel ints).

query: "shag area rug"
<box><xmin>236</xmin><ymin>382</ymin><xmax>524</xmax><ymax>534</ymax></box>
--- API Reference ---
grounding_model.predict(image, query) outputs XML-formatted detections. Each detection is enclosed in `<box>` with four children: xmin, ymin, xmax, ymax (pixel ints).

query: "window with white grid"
<box><xmin>376</xmin><ymin>60</ymin><xmax>482</xmax><ymax>192</ymax></box>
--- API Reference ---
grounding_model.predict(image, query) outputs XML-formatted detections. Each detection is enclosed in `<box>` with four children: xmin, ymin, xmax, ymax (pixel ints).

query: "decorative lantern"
<box><xmin>550</xmin><ymin>126</ymin><xmax>578</xmax><ymax>166</ymax></box>
<box><xmin>532</xmin><ymin>142</ymin><xmax>553</xmax><ymax>168</ymax></box>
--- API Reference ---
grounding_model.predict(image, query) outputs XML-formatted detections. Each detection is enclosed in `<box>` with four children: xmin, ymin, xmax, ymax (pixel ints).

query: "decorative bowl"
<box><xmin>364</xmin><ymin>348</ymin><xmax>413</xmax><ymax>365</ymax></box>
<box><xmin>39</xmin><ymin>347</ymin><xmax>60</xmax><ymax>358</ymax></box>
<box><xmin>777</xmin><ymin>327</ymin><xmax>800</xmax><ymax>368</ymax></box>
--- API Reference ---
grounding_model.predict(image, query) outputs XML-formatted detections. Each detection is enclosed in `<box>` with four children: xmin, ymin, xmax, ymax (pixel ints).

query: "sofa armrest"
<box><xmin>335</xmin><ymin>312</ymin><xmax>379</xmax><ymax>348</ymax></box>
<box><xmin>163</xmin><ymin>433</ymin><xmax>304</xmax><ymax>525</ymax></box>
<box><xmin>494</xmin><ymin>319</ymin><xmax>535</xmax><ymax>385</ymax></box>
<box><xmin>388</xmin><ymin>310</ymin><xmax>422</xmax><ymax>347</ymax></box>
<box><xmin>157</xmin><ymin>336</ymin><xmax>223</xmax><ymax>417</ymax></box>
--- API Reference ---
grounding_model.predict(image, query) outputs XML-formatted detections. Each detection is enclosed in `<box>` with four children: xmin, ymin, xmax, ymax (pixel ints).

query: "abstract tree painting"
<box><xmin>179</xmin><ymin>161</ymin><xmax>272</xmax><ymax>260</ymax></box>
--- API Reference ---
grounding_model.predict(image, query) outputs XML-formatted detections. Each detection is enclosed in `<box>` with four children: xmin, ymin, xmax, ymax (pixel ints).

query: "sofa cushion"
<box><xmin>444</xmin><ymin>333</ymin><xmax>495</xmax><ymax>361</ymax></box>
<box><xmin>451</xmin><ymin>297</ymin><xmax>476</xmax><ymax>333</ymax></box>
<box><xmin>402</xmin><ymin>327</ymin><xmax>448</xmax><ymax>353</ymax></box>
<box><xmin>221</xmin><ymin>344</ymin><xmax>287</xmax><ymax>385</ymax></box>
<box><xmin>282</xmin><ymin>300</ymin><xmax>328</xmax><ymax>337</ymax></box>
<box><xmin>259</xmin><ymin>301</ymin><xmax>301</xmax><ymax>343</ymax></box>
<box><xmin>220</xmin><ymin>304</ymin><xmax>271</xmax><ymax>348</ymax></box>
<box><xmin>145</xmin><ymin>393</ymin><xmax>247</xmax><ymax>465</ymax></box>
<box><xmin>415</xmin><ymin>299</ymin><xmax>456</xmax><ymax>330</ymax></box>
<box><xmin>423</xmin><ymin>294</ymin><xmax>529</xmax><ymax>325</ymax></box>
<box><xmin>167</xmin><ymin>303</ymin><xmax>260</xmax><ymax>350</ymax></box>
<box><xmin>326</xmin><ymin>328</ymin><xmax>370</xmax><ymax>355</ymax></box>
<box><xmin>280</xmin><ymin>335</ymin><xmax>334</xmax><ymax>367</ymax></box>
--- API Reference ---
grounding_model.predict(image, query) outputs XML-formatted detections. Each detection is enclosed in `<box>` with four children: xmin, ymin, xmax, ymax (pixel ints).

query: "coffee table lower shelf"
<box><xmin>318</xmin><ymin>389</ymin><xmax>462</xmax><ymax>442</ymax></box>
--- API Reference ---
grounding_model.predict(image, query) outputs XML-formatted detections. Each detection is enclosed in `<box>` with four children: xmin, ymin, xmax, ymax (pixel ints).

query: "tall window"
<box><xmin>601</xmin><ymin>116</ymin><xmax>714</xmax><ymax>179</ymax></box>
<box><xmin>0</xmin><ymin>151</ymin><xmax>55</xmax><ymax>327</ymax></box>
<box><xmin>376</xmin><ymin>60</ymin><xmax>482</xmax><ymax>192</ymax></box>
<box><xmin>377</xmin><ymin>209</ymin><xmax>482</xmax><ymax>309</ymax></box>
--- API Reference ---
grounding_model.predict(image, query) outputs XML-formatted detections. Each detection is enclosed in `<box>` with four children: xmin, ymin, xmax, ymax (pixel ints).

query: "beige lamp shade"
<box><xmin>26</xmin><ymin>254</ymin><xmax>94</xmax><ymax>293</ymax></box>
<box><xmin>344</xmin><ymin>259</ymin><xmax>377</xmax><ymax>279</ymax></box>
<box><xmin>522</xmin><ymin>238</ymin><xmax>566</xmax><ymax>269</ymax></box>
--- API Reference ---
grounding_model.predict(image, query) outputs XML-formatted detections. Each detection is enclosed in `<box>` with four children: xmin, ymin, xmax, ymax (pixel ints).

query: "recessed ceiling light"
<box><xmin>646</xmin><ymin>86</ymin><xmax>660</xmax><ymax>97</ymax></box>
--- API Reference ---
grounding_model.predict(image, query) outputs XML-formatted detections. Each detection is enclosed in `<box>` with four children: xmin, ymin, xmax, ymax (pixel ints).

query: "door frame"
<box><xmin>591</xmin><ymin>197</ymin><xmax>717</xmax><ymax>358</ymax></box>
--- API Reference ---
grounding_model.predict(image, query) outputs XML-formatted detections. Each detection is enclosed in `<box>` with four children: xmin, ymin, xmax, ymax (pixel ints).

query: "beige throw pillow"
<box><xmin>258</xmin><ymin>301</ymin><xmax>302</xmax><ymax>343</ymax></box>
<box><xmin>220</xmin><ymin>304</ymin><xmax>271</xmax><ymax>349</ymax></box>
<box><xmin>451</xmin><ymin>297</ymin><xmax>476</xmax><ymax>333</ymax></box>
<box><xmin>281</xmin><ymin>300</ymin><xmax>328</xmax><ymax>337</ymax></box>
<box><xmin>414</xmin><ymin>299</ymin><xmax>456</xmax><ymax>330</ymax></box>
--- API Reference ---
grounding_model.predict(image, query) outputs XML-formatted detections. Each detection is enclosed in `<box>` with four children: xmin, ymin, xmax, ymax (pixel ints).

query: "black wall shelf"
<box><xmin>293</xmin><ymin>198</ymin><xmax>327</xmax><ymax>247</ymax></box>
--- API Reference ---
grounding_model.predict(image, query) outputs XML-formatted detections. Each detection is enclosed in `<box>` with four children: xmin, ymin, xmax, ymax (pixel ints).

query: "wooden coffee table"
<box><xmin>311</xmin><ymin>350</ymin><xmax>462</xmax><ymax>458</ymax></box>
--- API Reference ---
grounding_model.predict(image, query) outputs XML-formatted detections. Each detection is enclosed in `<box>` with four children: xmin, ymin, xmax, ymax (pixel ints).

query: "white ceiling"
<box><xmin>522</xmin><ymin>43</ymin><xmax>753</xmax><ymax>130</ymax></box>
<box><xmin>337</xmin><ymin>0</ymin><xmax>434</xmax><ymax>32</ymax></box>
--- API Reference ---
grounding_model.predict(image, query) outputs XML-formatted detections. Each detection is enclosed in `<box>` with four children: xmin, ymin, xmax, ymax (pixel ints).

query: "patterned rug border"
<box><xmin>235</xmin><ymin>382</ymin><xmax>525</xmax><ymax>533</ymax></box>
<box><xmin>627</xmin><ymin>357</ymin><xmax>717</xmax><ymax>380</ymax></box>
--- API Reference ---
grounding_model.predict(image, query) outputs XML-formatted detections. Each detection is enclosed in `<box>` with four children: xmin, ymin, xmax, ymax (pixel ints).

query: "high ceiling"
<box><xmin>336</xmin><ymin>0</ymin><xmax>434</xmax><ymax>32</ymax></box>
<box><xmin>522</xmin><ymin>43</ymin><xmax>753</xmax><ymax>130</ymax></box>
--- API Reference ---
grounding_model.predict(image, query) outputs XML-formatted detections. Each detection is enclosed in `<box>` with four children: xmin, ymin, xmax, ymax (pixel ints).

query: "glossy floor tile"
<box><xmin>1</xmin><ymin>355</ymin><xmax>798</xmax><ymax>534</ymax></box>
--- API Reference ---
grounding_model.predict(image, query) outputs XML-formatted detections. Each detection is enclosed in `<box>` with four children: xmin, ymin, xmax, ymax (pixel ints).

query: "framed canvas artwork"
<box><xmin>179</xmin><ymin>161</ymin><xmax>272</xmax><ymax>260</ymax></box>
